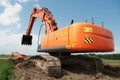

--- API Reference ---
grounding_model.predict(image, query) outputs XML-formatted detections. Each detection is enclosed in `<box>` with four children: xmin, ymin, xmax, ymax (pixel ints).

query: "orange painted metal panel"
<box><xmin>41</xmin><ymin>23</ymin><xmax>114</xmax><ymax>52</ymax></box>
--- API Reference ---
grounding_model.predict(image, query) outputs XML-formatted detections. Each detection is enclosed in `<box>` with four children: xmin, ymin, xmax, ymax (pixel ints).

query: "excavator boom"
<box><xmin>10</xmin><ymin>52</ymin><xmax>27</xmax><ymax>59</ymax></box>
<box><xmin>22</xmin><ymin>7</ymin><xmax>58</xmax><ymax>45</ymax></box>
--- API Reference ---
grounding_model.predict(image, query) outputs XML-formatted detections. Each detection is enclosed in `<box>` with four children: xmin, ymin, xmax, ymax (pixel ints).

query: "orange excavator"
<box><xmin>10</xmin><ymin>52</ymin><xmax>27</xmax><ymax>59</ymax></box>
<box><xmin>21</xmin><ymin>7</ymin><xmax>114</xmax><ymax>77</ymax></box>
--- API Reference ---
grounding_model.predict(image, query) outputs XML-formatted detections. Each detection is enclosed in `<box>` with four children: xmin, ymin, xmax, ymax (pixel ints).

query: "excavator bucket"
<box><xmin>21</xmin><ymin>35</ymin><xmax>32</xmax><ymax>45</ymax></box>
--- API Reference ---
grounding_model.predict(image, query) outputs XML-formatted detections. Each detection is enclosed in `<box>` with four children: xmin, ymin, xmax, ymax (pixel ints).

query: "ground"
<box><xmin>8</xmin><ymin>58</ymin><xmax>120</xmax><ymax>80</ymax></box>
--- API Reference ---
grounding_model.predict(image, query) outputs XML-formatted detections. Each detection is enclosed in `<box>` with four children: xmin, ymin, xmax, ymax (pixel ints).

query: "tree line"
<box><xmin>0</xmin><ymin>53</ymin><xmax>120</xmax><ymax>60</ymax></box>
<box><xmin>86</xmin><ymin>53</ymin><xmax>120</xmax><ymax>60</ymax></box>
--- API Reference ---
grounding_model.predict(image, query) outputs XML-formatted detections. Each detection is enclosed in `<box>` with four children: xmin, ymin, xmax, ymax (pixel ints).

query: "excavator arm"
<box><xmin>10</xmin><ymin>52</ymin><xmax>27</xmax><ymax>59</ymax></box>
<box><xmin>21</xmin><ymin>7</ymin><xmax>58</xmax><ymax>45</ymax></box>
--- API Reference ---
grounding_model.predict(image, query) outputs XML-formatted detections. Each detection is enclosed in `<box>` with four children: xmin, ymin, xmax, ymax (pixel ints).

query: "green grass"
<box><xmin>0</xmin><ymin>55</ymin><xmax>10</xmax><ymax>58</ymax></box>
<box><xmin>102</xmin><ymin>59</ymin><xmax>120</xmax><ymax>65</ymax></box>
<box><xmin>0</xmin><ymin>59</ymin><xmax>14</xmax><ymax>80</ymax></box>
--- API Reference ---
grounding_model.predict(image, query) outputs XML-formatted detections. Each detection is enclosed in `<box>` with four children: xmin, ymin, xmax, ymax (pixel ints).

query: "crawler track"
<box><xmin>60</xmin><ymin>55</ymin><xmax>104</xmax><ymax>72</ymax></box>
<box><xmin>30</xmin><ymin>55</ymin><xmax>61</xmax><ymax>77</ymax></box>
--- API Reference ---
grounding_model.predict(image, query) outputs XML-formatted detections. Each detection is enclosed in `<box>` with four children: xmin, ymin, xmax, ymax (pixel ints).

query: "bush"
<box><xmin>0</xmin><ymin>60</ymin><xmax>13</xmax><ymax>80</ymax></box>
<box><xmin>86</xmin><ymin>53</ymin><xmax>120</xmax><ymax>60</ymax></box>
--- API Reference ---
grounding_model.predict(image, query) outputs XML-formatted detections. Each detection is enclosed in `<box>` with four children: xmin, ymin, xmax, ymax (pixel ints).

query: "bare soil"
<box><xmin>10</xmin><ymin>59</ymin><xmax>120</xmax><ymax>80</ymax></box>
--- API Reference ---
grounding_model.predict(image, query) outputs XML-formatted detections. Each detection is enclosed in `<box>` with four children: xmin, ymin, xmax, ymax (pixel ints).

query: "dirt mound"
<box><xmin>103</xmin><ymin>65</ymin><xmax>120</xmax><ymax>77</ymax></box>
<box><xmin>10</xmin><ymin>59</ymin><xmax>120</xmax><ymax>80</ymax></box>
<box><xmin>10</xmin><ymin>59</ymin><xmax>56</xmax><ymax>80</ymax></box>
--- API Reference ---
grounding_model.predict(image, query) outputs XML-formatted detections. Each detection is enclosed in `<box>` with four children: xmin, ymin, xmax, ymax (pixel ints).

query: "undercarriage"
<box><xmin>30</xmin><ymin>55</ymin><xmax>61</xmax><ymax>77</ymax></box>
<box><xmin>28</xmin><ymin>52</ymin><xmax>104</xmax><ymax>77</ymax></box>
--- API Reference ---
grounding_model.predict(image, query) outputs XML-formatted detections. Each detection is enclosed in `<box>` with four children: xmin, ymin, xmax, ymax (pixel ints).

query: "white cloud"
<box><xmin>114</xmin><ymin>47</ymin><xmax>120</xmax><ymax>53</ymax></box>
<box><xmin>17</xmin><ymin>0</ymin><xmax>29</xmax><ymax>3</ymax></box>
<box><xmin>0</xmin><ymin>0</ymin><xmax>39</xmax><ymax>28</ymax></box>
<box><xmin>0</xmin><ymin>1</ymin><xmax>22</xmax><ymax>27</ymax></box>
<box><xmin>17</xmin><ymin>0</ymin><xmax>39</xmax><ymax>3</ymax></box>
<box><xmin>0</xmin><ymin>30</ymin><xmax>42</xmax><ymax>55</ymax></box>
<box><xmin>16</xmin><ymin>23</ymin><xmax>21</xmax><ymax>29</ymax></box>
<box><xmin>0</xmin><ymin>0</ymin><xmax>10</xmax><ymax>7</ymax></box>
<box><xmin>34</xmin><ymin>4</ymin><xmax>40</xmax><ymax>8</ymax></box>
<box><xmin>0</xmin><ymin>0</ymin><xmax>44</xmax><ymax>55</ymax></box>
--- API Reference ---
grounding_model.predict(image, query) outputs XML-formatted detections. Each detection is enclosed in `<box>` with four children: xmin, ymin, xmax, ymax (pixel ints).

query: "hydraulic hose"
<box><xmin>37</xmin><ymin>24</ymin><xmax>44</xmax><ymax>49</ymax></box>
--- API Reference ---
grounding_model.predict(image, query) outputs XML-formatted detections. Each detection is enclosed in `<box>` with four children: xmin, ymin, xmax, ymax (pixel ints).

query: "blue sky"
<box><xmin>0</xmin><ymin>0</ymin><xmax>120</xmax><ymax>55</ymax></box>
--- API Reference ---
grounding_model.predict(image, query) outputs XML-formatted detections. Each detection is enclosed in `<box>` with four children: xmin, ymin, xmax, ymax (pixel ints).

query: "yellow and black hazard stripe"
<box><xmin>84</xmin><ymin>38</ymin><xmax>93</xmax><ymax>43</ymax></box>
